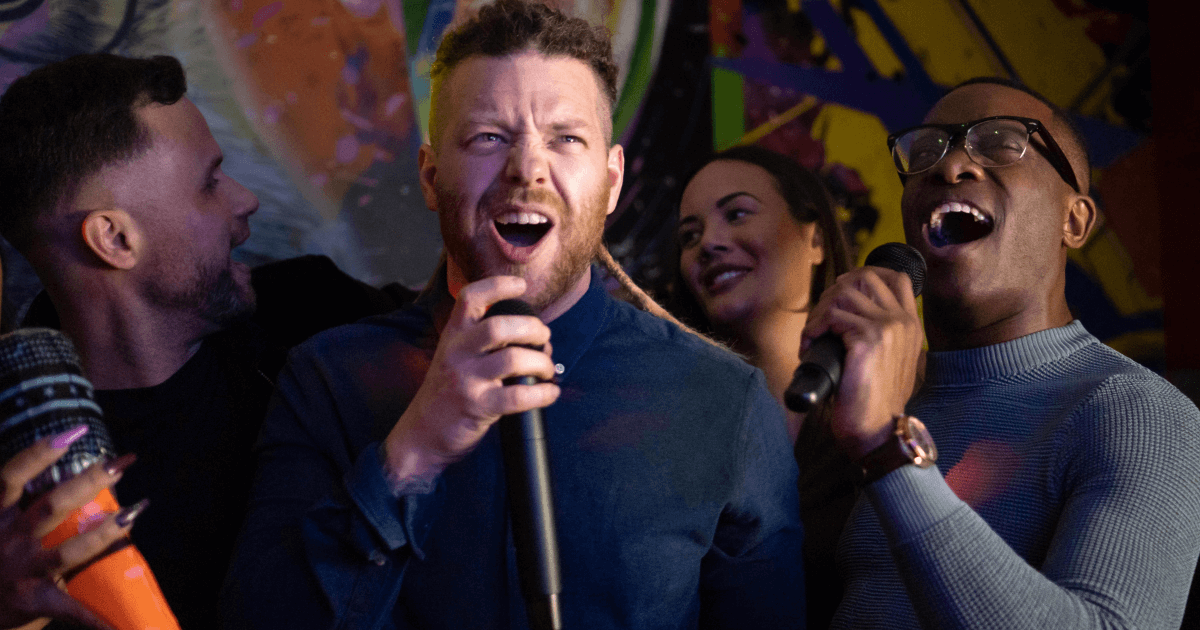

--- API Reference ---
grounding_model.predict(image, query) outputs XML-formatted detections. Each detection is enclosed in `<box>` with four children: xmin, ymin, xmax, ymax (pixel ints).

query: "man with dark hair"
<box><xmin>804</xmin><ymin>78</ymin><xmax>1200</xmax><ymax>629</ymax></box>
<box><xmin>221</xmin><ymin>1</ymin><xmax>805</xmax><ymax>628</ymax></box>
<box><xmin>0</xmin><ymin>54</ymin><xmax>404</xmax><ymax>629</ymax></box>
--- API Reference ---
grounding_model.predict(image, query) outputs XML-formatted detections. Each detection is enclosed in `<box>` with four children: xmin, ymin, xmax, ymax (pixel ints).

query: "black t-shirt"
<box><xmin>25</xmin><ymin>255</ymin><xmax>416</xmax><ymax>629</ymax></box>
<box><xmin>97</xmin><ymin>328</ymin><xmax>270</xmax><ymax>629</ymax></box>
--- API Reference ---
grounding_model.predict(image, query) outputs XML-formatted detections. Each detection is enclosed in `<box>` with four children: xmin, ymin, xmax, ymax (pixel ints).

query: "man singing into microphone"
<box><xmin>221</xmin><ymin>1</ymin><xmax>804</xmax><ymax>627</ymax></box>
<box><xmin>805</xmin><ymin>78</ymin><xmax>1200</xmax><ymax>629</ymax></box>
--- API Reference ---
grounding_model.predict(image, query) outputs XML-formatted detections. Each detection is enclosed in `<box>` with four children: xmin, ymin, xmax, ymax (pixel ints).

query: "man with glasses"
<box><xmin>803</xmin><ymin>77</ymin><xmax>1200</xmax><ymax>629</ymax></box>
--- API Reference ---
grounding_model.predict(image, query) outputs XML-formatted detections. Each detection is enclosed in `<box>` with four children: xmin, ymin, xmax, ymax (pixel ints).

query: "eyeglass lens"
<box><xmin>894</xmin><ymin>119</ymin><xmax>1031</xmax><ymax>174</ymax></box>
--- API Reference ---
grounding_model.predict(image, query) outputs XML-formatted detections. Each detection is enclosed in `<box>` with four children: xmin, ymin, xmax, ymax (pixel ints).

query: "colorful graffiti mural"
<box><xmin>0</xmin><ymin>0</ymin><xmax>1165</xmax><ymax>371</ymax></box>
<box><xmin>0</xmin><ymin>0</ymin><xmax>668</xmax><ymax>301</ymax></box>
<box><xmin>609</xmin><ymin>0</ymin><xmax>1160</xmax><ymax>370</ymax></box>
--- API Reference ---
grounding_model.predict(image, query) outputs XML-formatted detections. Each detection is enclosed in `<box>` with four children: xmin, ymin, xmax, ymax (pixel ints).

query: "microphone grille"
<box><xmin>0</xmin><ymin>328</ymin><xmax>115</xmax><ymax>496</ymax></box>
<box><xmin>865</xmin><ymin>242</ymin><xmax>926</xmax><ymax>297</ymax></box>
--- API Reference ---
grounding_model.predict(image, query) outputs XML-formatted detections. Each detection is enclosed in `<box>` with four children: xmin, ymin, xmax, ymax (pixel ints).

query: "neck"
<box><xmin>923</xmin><ymin>292</ymin><xmax>1074</xmax><ymax>351</ymax></box>
<box><xmin>51</xmin><ymin>285</ymin><xmax>210</xmax><ymax>390</ymax></box>
<box><xmin>720</xmin><ymin>307</ymin><xmax>807</xmax><ymax>442</ymax></box>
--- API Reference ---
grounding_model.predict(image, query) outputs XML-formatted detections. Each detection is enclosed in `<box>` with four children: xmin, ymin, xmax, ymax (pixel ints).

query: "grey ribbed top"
<box><xmin>831</xmin><ymin>321</ymin><xmax>1200</xmax><ymax>630</ymax></box>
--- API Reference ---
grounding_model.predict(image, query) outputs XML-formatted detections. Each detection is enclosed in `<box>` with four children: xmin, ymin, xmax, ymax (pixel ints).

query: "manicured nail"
<box><xmin>115</xmin><ymin>498</ymin><xmax>149</xmax><ymax>527</ymax></box>
<box><xmin>51</xmin><ymin>425</ymin><xmax>89</xmax><ymax>449</ymax></box>
<box><xmin>104</xmin><ymin>453</ymin><xmax>137</xmax><ymax>477</ymax></box>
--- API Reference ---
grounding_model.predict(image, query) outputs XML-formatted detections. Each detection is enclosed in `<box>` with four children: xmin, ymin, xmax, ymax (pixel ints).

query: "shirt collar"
<box><xmin>415</xmin><ymin>263</ymin><xmax>610</xmax><ymax>378</ymax></box>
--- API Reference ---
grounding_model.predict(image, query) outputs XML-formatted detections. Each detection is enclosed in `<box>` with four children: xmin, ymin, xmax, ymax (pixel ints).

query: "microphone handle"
<box><xmin>499</xmin><ymin>376</ymin><xmax>562</xmax><ymax>630</ymax></box>
<box><xmin>783</xmin><ymin>333</ymin><xmax>844</xmax><ymax>413</ymax></box>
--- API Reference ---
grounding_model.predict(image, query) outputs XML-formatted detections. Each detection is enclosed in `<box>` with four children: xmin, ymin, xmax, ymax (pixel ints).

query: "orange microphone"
<box><xmin>0</xmin><ymin>328</ymin><xmax>181</xmax><ymax>630</ymax></box>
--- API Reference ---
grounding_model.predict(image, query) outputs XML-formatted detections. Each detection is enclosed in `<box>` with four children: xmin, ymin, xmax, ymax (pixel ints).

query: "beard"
<box><xmin>144</xmin><ymin>256</ymin><xmax>256</xmax><ymax>329</ymax></box>
<box><xmin>437</xmin><ymin>181</ymin><xmax>609</xmax><ymax>312</ymax></box>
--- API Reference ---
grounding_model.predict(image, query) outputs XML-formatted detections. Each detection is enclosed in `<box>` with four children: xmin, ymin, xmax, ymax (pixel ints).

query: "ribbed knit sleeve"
<box><xmin>832</xmin><ymin>322</ymin><xmax>1200</xmax><ymax>630</ymax></box>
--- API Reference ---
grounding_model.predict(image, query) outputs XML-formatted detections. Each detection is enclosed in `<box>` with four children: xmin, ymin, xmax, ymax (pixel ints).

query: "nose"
<box><xmin>505</xmin><ymin>137</ymin><xmax>549</xmax><ymax>187</ymax></box>
<box><xmin>929</xmin><ymin>141</ymin><xmax>986</xmax><ymax>185</ymax></box>
<box><xmin>230</xmin><ymin>176</ymin><xmax>259</xmax><ymax>219</ymax></box>
<box><xmin>697</xmin><ymin>225</ymin><xmax>730</xmax><ymax>262</ymax></box>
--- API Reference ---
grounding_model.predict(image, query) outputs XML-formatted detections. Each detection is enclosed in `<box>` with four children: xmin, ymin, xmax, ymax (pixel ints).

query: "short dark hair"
<box><xmin>428</xmin><ymin>0</ymin><xmax>618</xmax><ymax>143</ymax></box>
<box><xmin>951</xmin><ymin>76</ymin><xmax>1091</xmax><ymax>193</ymax></box>
<box><xmin>668</xmin><ymin>145</ymin><xmax>854</xmax><ymax>333</ymax></box>
<box><xmin>0</xmin><ymin>54</ymin><xmax>187</xmax><ymax>250</ymax></box>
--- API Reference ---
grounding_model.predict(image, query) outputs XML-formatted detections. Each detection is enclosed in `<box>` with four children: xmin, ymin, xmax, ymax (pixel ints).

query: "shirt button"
<box><xmin>369</xmin><ymin>550</ymin><xmax>387</xmax><ymax>566</ymax></box>
<box><xmin>554</xmin><ymin>363</ymin><xmax>565</xmax><ymax>374</ymax></box>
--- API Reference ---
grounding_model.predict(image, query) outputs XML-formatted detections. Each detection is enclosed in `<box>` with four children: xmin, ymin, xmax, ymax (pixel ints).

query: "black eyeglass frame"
<box><xmin>886</xmin><ymin>115</ymin><xmax>1081</xmax><ymax>194</ymax></box>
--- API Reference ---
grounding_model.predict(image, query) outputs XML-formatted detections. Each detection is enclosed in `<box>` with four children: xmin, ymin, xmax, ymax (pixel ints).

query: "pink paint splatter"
<box><xmin>356</xmin><ymin>176</ymin><xmax>380</xmax><ymax>187</ymax></box>
<box><xmin>384</xmin><ymin>93</ymin><xmax>406</xmax><ymax>117</ymax></box>
<box><xmin>230</xmin><ymin>0</ymin><xmax>244</xmax><ymax>11</ymax></box>
<box><xmin>340</xmin><ymin>109</ymin><xmax>374</xmax><ymax>131</ymax></box>
<box><xmin>374</xmin><ymin>149</ymin><xmax>394</xmax><ymax>162</ymax></box>
<box><xmin>236</xmin><ymin>33</ymin><xmax>259</xmax><ymax>49</ymax></box>
<box><xmin>311</xmin><ymin>16</ymin><xmax>331</xmax><ymax>27</ymax></box>
<box><xmin>342</xmin><ymin>65</ymin><xmax>360</xmax><ymax>86</ymax></box>
<box><xmin>336</xmin><ymin>135</ymin><xmax>361</xmax><ymax>165</ymax></box>
<box><xmin>286</xmin><ymin>91</ymin><xmax>299</xmax><ymax>105</ymax></box>
<box><xmin>340</xmin><ymin>0</ymin><xmax>383</xmax><ymax>19</ymax></box>
<box><xmin>262</xmin><ymin>104</ymin><xmax>282</xmax><ymax>125</ymax></box>
<box><xmin>252</xmin><ymin>2</ymin><xmax>283</xmax><ymax>30</ymax></box>
<box><xmin>357</xmin><ymin>194</ymin><xmax>373</xmax><ymax>207</ymax></box>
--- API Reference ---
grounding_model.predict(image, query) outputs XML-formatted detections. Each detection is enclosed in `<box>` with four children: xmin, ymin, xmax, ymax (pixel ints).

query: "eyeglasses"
<box><xmin>887</xmin><ymin>115</ymin><xmax>1080</xmax><ymax>193</ymax></box>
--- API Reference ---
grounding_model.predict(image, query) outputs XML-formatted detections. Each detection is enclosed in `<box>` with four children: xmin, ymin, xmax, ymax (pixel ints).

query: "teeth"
<box><xmin>930</xmin><ymin>202</ymin><xmax>989</xmax><ymax>231</ymax></box>
<box><xmin>495</xmin><ymin>212</ymin><xmax>549</xmax><ymax>225</ymax></box>
<box><xmin>711</xmin><ymin>270</ymin><xmax>746</xmax><ymax>285</ymax></box>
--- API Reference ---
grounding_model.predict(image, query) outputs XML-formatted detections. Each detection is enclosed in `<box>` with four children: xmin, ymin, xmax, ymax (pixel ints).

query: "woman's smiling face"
<box><xmin>678</xmin><ymin>160</ymin><xmax>825</xmax><ymax>328</ymax></box>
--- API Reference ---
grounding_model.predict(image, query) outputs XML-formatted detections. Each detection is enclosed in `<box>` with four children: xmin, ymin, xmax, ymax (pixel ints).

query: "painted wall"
<box><xmin>0</xmin><ymin>0</ymin><xmax>1162</xmax><ymax>371</ymax></box>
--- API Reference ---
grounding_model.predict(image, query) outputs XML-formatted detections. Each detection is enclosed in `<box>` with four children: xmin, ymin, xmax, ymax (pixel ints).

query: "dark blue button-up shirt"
<box><xmin>221</xmin><ymin>267</ymin><xmax>805</xmax><ymax>629</ymax></box>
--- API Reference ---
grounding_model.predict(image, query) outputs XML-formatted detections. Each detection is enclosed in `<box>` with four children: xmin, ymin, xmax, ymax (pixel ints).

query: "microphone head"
<box><xmin>485</xmin><ymin>299</ymin><xmax>538</xmax><ymax>319</ymax></box>
<box><xmin>865</xmin><ymin>242</ymin><xmax>926</xmax><ymax>297</ymax></box>
<box><xmin>0</xmin><ymin>328</ymin><xmax>114</xmax><ymax>496</ymax></box>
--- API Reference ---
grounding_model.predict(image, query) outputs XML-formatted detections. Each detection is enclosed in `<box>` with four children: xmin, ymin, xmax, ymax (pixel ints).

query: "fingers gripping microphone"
<box><xmin>0</xmin><ymin>328</ymin><xmax>181</xmax><ymax>630</ymax></box>
<box><xmin>483</xmin><ymin>300</ymin><xmax>563</xmax><ymax>630</ymax></box>
<box><xmin>784</xmin><ymin>243</ymin><xmax>926</xmax><ymax>413</ymax></box>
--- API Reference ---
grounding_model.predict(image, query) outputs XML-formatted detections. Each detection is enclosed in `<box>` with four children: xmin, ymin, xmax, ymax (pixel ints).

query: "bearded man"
<box><xmin>220</xmin><ymin>1</ymin><xmax>805</xmax><ymax>628</ymax></box>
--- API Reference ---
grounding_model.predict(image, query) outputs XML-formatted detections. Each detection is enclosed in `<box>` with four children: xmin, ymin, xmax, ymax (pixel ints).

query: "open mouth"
<box><xmin>929</xmin><ymin>202</ymin><xmax>994</xmax><ymax>247</ymax></box>
<box><xmin>495</xmin><ymin>212</ymin><xmax>552</xmax><ymax>248</ymax></box>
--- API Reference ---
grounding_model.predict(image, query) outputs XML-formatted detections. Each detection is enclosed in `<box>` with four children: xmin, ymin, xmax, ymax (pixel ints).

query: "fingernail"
<box><xmin>115</xmin><ymin>498</ymin><xmax>149</xmax><ymax>527</ymax></box>
<box><xmin>104</xmin><ymin>453</ymin><xmax>137</xmax><ymax>477</ymax></box>
<box><xmin>51</xmin><ymin>425</ymin><xmax>89</xmax><ymax>449</ymax></box>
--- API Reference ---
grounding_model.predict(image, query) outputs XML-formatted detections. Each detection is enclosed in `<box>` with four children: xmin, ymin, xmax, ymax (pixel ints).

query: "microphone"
<box><xmin>784</xmin><ymin>242</ymin><xmax>926</xmax><ymax>413</ymax></box>
<box><xmin>0</xmin><ymin>328</ymin><xmax>181</xmax><ymax>630</ymax></box>
<box><xmin>483</xmin><ymin>299</ymin><xmax>563</xmax><ymax>630</ymax></box>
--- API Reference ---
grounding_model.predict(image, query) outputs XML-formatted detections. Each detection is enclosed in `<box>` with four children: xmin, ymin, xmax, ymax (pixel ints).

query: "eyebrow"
<box><xmin>716</xmin><ymin>191</ymin><xmax>758</xmax><ymax>207</ymax></box>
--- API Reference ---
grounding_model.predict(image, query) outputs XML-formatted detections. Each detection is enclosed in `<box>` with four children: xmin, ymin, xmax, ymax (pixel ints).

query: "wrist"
<box><xmin>856</xmin><ymin>414</ymin><xmax>937</xmax><ymax>484</ymax></box>
<box><xmin>380</xmin><ymin>433</ymin><xmax>447</xmax><ymax>496</ymax></box>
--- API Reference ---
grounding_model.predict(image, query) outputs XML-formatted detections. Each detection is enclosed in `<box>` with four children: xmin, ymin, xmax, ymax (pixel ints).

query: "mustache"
<box><xmin>480</xmin><ymin>186</ymin><xmax>566</xmax><ymax>213</ymax></box>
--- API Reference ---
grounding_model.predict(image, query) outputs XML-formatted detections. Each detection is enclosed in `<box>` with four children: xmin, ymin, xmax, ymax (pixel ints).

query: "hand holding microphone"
<box><xmin>0</xmin><ymin>328</ymin><xmax>179</xmax><ymax>630</ymax></box>
<box><xmin>788</xmin><ymin>243</ymin><xmax>927</xmax><ymax>459</ymax></box>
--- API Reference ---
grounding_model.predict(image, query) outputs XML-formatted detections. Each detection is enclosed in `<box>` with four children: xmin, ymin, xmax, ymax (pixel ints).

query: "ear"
<box><xmin>81</xmin><ymin>209</ymin><xmax>141</xmax><ymax>270</ymax></box>
<box><xmin>418</xmin><ymin>143</ymin><xmax>439</xmax><ymax>212</ymax></box>
<box><xmin>605</xmin><ymin>144</ymin><xmax>625</xmax><ymax>216</ymax></box>
<box><xmin>1062</xmin><ymin>193</ymin><xmax>1097</xmax><ymax>249</ymax></box>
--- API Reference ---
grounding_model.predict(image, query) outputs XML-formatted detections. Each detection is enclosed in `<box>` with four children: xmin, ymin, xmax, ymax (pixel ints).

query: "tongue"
<box><xmin>496</xmin><ymin>222</ymin><xmax>550</xmax><ymax>247</ymax></box>
<box><xmin>931</xmin><ymin>212</ymin><xmax>992</xmax><ymax>247</ymax></box>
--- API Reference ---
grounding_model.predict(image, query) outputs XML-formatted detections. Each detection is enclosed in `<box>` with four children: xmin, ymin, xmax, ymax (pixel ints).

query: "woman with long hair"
<box><xmin>671</xmin><ymin>145</ymin><xmax>857</xmax><ymax>628</ymax></box>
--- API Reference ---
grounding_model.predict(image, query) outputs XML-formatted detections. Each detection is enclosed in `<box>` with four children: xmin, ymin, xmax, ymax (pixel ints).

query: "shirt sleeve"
<box><xmin>699</xmin><ymin>370</ymin><xmax>806</xmax><ymax>629</ymax></box>
<box><xmin>219</xmin><ymin>340</ymin><xmax>442</xmax><ymax>630</ymax></box>
<box><xmin>864</xmin><ymin>374</ymin><xmax>1200</xmax><ymax>630</ymax></box>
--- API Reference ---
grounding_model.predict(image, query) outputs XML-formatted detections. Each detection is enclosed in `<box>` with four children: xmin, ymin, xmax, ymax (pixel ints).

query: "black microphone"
<box><xmin>483</xmin><ymin>299</ymin><xmax>562</xmax><ymax>630</ymax></box>
<box><xmin>784</xmin><ymin>242</ymin><xmax>926</xmax><ymax>413</ymax></box>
